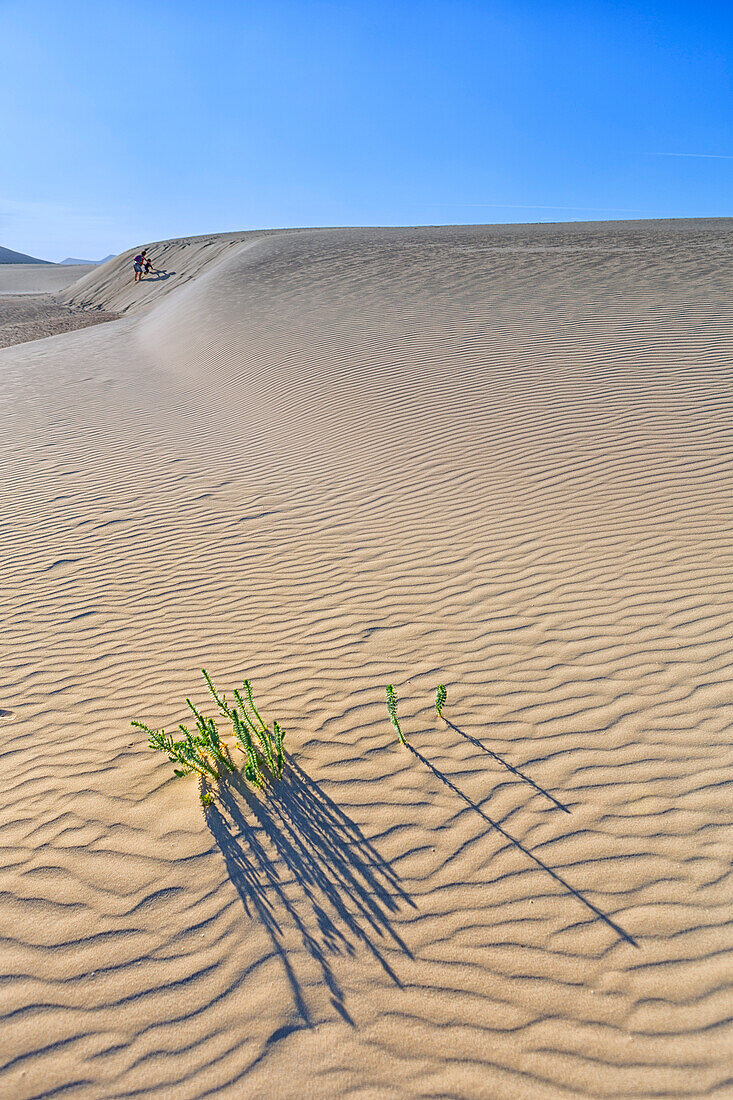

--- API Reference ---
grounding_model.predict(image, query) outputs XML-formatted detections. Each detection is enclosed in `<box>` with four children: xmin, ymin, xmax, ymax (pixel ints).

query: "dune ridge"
<box><xmin>58</xmin><ymin>228</ymin><xmax>291</xmax><ymax>315</ymax></box>
<box><xmin>0</xmin><ymin>220</ymin><xmax>731</xmax><ymax>1099</ymax></box>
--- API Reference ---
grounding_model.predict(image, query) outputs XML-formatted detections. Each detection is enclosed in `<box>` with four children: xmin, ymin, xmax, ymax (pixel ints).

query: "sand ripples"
<box><xmin>1</xmin><ymin>221</ymin><xmax>732</xmax><ymax>1097</ymax></box>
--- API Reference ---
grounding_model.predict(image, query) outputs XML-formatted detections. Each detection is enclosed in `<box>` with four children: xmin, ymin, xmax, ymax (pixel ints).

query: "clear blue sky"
<box><xmin>1</xmin><ymin>0</ymin><xmax>731</xmax><ymax>261</ymax></box>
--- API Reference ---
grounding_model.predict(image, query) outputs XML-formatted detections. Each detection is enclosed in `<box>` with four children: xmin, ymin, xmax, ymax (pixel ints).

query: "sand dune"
<box><xmin>58</xmin><ymin>229</ymin><xmax>285</xmax><ymax>314</ymax></box>
<box><xmin>0</xmin><ymin>262</ymin><xmax>93</xmax><ymax>295</ymax></box>
<box><xmin>1</xmin><ymin>220</ymin><xmax>731</xmax><ymax>1099</ymax></box>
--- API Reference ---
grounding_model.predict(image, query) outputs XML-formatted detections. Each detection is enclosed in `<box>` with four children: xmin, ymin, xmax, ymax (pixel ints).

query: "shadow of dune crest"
<box><xmin>205</xmin><ymin>759</ymin><xmax>415</xmax><ymax>1026</ymax></box>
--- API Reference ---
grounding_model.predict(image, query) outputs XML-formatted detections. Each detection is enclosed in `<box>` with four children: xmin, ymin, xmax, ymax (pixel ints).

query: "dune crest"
<box><xmin>58</xmin><ymin>228</ymin><xmax>290</xmax><ymax>315</ymax></box>
<box><xmin>1</xmin><ymin>220</ymin><xmax>731</xmax><ymax>1099</ymax></box>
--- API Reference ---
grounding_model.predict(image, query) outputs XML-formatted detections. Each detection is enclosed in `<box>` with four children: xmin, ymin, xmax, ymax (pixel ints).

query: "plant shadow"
<box><xmin>443</xmin><ymin>718</ymin><xmax>571</xmax><ymax>813</ymax></box>
<box><xmin>205</xmin><ymin>759</ymin><xmax>415</xmax><ymax>1025</ymax></box>
<box><xmin>407</xmin><ymin>741</ymin><xmax>637</xmax><ymax>946</ymax></box>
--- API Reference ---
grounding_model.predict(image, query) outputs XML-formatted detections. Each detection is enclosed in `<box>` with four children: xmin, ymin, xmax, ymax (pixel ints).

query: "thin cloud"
<box><xmin>649</xmin><ymin>152</ymin><xmax>733</xmax><ymax>159</ymax></box>
<box><xmin>440</xmin><ymin>203</ymin><xmax>648</xmax><ymax>214</ymax></box>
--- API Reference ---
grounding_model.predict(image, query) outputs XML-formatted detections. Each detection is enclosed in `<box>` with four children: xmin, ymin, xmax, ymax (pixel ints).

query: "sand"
<box><xmin>0</xmin><ymin>296</ymin><xmax>120</xmax><ymax>349</ymax></box>
<box><xmin>0</xmin><ymin>265</ymin><xmax>119</xmax><ymax>348</ymax></box>
<box><xmin>0</xmin><ymin>220</ymin><xmax>731</xmax><ymax>1099</ymax></box>
<box><xmin>0</xmin><ymin>262</ymin><xmax>93</xmax><ymax>294</ymax></box>
<box><xmin>58</xmin><ymin>230</ymin><xmax>282</xmax><ymax>314</ymax></box>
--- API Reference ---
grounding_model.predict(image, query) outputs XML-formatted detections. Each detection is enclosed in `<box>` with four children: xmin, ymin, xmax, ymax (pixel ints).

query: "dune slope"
<box><xmin>0</xmin><ymin>221</ymin><xmax>732</xmax><ymax>1099</ymax></box>
<box><xmin>58</xmin><ymin>228</ymin><xmax>289</xmax><ymax>314</ymax></box>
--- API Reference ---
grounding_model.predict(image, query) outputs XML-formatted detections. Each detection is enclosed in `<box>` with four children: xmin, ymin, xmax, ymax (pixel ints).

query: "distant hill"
<box><xmin>0</xmin><ymin>244</ymin><xmax>49</xmax><ymax>264</ymax></box>
<box><xmin>59</xmin><ymin>254</ymin><xmax>116</xmax><ymax>266</ymax></box>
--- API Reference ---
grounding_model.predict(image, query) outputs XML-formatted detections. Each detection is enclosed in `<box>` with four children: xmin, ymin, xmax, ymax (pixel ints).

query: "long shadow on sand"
<box><xmin>443</xmin><ymin>718</ymin><xmax>571</xmax><ymax>814</ymax></box>
<box><xmin>205</xmin><ymin>760</ymin><xmax>415</xmax><ymax>1026</ymax></box>
<box><xmin>140</xmin><ymin>270</ymin><xmax>173</xmax><ymax>282</ymax></box>
<box><xmin>407</xmin><ymin>742</ymin><xmax>637</xmax><ymax>947</ymax></box>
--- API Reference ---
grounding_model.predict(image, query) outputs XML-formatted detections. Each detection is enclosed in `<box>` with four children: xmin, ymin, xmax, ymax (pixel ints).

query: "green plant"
<box><xmin>203</xmin><ymin>669</ymin><xmax>286</xmax><ymax>784</ymax></box>
<box><xmin>133</xmin><ymin>670</ymin><xmax>287</xmax><ymax>803</ymax></box>
<box><xmin>182</xmin><ymin>696</ymin><xmax>234</xmax><ymax>772</ymax></box>
<box><xmin>132</xmin><ymin>720</ymin><xmax>223</xmax><ymax>803</ymax></box>
<box><xmin>434</xmin><ymin>684</ymin><xmax>447</xmax><ymax>719</ymax></box>
<box><xmin>232</xmin><ymin>706</ymin><xmax>265</xmax><ymax>790</ymax></box>
<box><xmin>386</xmin><ymin>684</ymin><xmax>406</xmax><ymax>745</ymax></box>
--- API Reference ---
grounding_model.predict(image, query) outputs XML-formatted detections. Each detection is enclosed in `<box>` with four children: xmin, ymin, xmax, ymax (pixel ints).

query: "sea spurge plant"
<box><xmin>231</xmin><ymin>706</ymin><xmax>265</xmax><ymax>789</ymax></box>
<box><xmin>386</xmin><ymin>684</ymin><xmax>406</xmax><ymax>745</ymax></box>
<box><xmin>233</xmin><ymin>681</ymin><xmax>286</xmax><ymax>780</ymax></box>
<box><xmin>183</xmin><ymin>696</ymin><xmax>233</xmax><ymax>772</ymax></box>
<box><xmin>434</xmin><ymin>684</ymin><xmax>447</xmax><ymax>719</ymax></box>
<box><xmin>134</xmin><ymin>670</ymin><xmax>288</xmax><ymax>804</ymax></box>
<box><xmin>272</xmin><ymin>721</ymin><xmax>286</xmax><ymax>779</ymax></box>
<box><xmin>243</xmin><ymin>679</ymin><xmax>267</xmax><ymax>736</ymax></box>
<box><xmin>132</xmin><ymin>721</ymin><xmax>220</xmax><ymax>784</ymax></box>
<box><xmin>233</xmin><ymin>689</ymin><xmax>271</xmax><ymax>770</ymax></box>
<box><xmin>202</xmin><ymin>668</ymin><xmax>286</xmax><ymax>782</ymax></box>
<box><xmin>202</xmin><ymin>669</ymin><xmax>232</xmax><ymax>720</ymax></box>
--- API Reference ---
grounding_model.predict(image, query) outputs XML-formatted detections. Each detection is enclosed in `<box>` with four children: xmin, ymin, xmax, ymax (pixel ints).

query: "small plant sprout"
<box><xmin>386</xmin><ymin>684</ymin><xmax>406</xmax><ymax>745</ymax></box>
<box><xmin>233</xmin><ymin>687</ymin><xmax>273</xmax><ymax>778</ymax></box>
<box><xmin>434</xmin><ymin>684</ymin><xmax>447</xmax><ymax>719</ymax></box>
<box><xmin>243</xmin><ymin>679</ymin><xmax>267</xmax><ymax>735</ymax></box>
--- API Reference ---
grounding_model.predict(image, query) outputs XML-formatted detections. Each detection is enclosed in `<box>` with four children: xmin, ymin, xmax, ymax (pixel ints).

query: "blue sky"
<box><xmin>1</xmin><ymin>0</ymin><xmax>731</xmax><ymax>260</ymax></box>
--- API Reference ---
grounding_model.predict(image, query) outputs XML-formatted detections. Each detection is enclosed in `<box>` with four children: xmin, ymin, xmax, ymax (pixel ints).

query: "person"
<box><xmin>133</xmin><ymin>250</ymin><xmax>146</xmax><ymax>282</ymax></box>
<box><xmin>132</xmin><ymin>248</ymin><xmax>155</xmax><ymax>282</ymax></box>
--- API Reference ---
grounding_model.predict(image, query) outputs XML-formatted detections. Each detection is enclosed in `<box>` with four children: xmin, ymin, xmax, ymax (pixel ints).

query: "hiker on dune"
<box><xmin>132</xmin><ymin>249</ymin><xmax>151</xmax><ymax>282</ymax></box>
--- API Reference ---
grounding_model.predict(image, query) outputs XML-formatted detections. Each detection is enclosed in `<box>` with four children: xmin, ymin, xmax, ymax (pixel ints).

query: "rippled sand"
<box><xmin>1</xmin><ymin>220</ymin><xmax>731</xmax><ymax>1099</ymax></box>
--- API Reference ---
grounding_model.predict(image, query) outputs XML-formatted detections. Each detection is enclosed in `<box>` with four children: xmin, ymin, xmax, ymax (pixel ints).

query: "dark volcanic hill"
<box><xmin>0</xmin><ymin>244</ymin><xmax>50</xmax><ymax>264</ymax></box>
